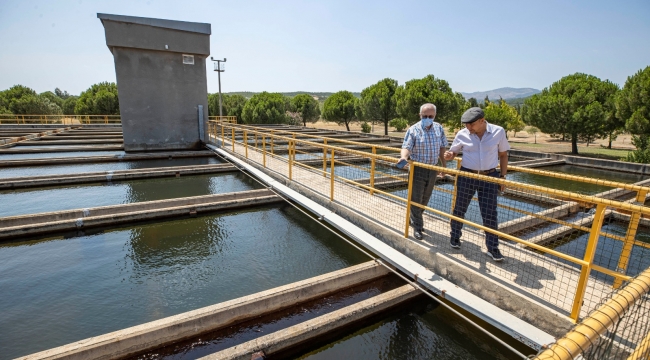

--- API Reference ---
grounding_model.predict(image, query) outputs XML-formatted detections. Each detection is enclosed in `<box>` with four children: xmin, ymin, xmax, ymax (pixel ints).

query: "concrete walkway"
<box><xmin>214</xmin><ymin>137</ymin><xmax>622</xmax><ymax>323</ymax></box>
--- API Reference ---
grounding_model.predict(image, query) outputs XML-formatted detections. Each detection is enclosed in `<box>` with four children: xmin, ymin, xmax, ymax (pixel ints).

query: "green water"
<box><xmin>0</xmin><ymin>157</ymin><xmax>222</xmax><ymax>178</ymax></box>
<box><xmin>510</xmin><ymin>164</ymin><xmax>646</xmax><ymax>195</ymax></box>
<box><xmin>547</xmin><ymin>221</ymin><xmax>650</xmax><ymax>282</ymax></box>
<box><xmin>0</xmin><ymin>204</ymin><xmax>369</xmax><ymax>359</ymax></box>
<box><xmin>0</xmin><ymin>172</ymin><xmax>260</xmax><ymax>217</ymax></box>
<box><xmin>296</xmin><ymin>300</ymin><xmax>529</xmax><ymax>360</ymax></box>
<box><xmin>0</xmin><ymin>150</ymin><xmax>125</xmax><ymax>160</ymax></box>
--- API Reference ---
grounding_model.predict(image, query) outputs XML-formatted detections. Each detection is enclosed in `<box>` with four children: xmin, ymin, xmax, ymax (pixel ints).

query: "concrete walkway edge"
<box><xmin>208</xmin><ymin>144</ymin><xmax>556</xmax><ymax>351</ymax></box>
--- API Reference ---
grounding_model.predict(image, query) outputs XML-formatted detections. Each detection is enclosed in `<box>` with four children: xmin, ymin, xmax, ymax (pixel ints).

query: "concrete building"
<box><xmin>98</xmin><ymin>13</ymin><xmax>211</xmax><ymax>151</ymax></box>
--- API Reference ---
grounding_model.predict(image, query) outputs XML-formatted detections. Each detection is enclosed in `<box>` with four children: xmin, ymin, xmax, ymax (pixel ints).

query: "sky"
<box><xmin>0</xmin><ymin>0</ymin><xmax>648</xmax><ymax>95</ymax></box>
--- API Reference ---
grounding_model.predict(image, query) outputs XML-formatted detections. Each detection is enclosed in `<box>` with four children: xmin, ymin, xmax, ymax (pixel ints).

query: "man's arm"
<box><xmin>498</xmin><ymin>150</ymin><xmax>508</xmax><ymax>192</ymax></box>
<box><xmin>438</xmin><ymin>147</ymin><xmax>447</xmax><ymax>177</ymax></box>
<box><xmin>399</xmin><ymin>128</ymin><xmax>413</xmax><ymax>164</ymax></box>
<box><xmin>498</xmin><ymin>151</ymin><xmax>508</xmax><ymax>176</ymax></box>
<box><xmin>400</xmin><ymin>148</ymin><xmax>410</xmax><ymax>162</ymax></box>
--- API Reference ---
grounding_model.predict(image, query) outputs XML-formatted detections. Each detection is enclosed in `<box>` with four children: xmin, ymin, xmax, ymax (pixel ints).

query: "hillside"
<box><xmin>460</xmin><ymin>87</ymin><xmax>540</xmax><ymax>101</ymax></box>
<box><xmin>223</xmin><ymin>91</ymin><xmax>361</xmax><ymax>99</ymax></box>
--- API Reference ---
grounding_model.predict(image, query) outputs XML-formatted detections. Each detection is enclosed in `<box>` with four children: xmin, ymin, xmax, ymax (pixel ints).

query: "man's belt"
<box><xmin>461</xmin><ymin>167</ymin><xmax>496</xmax><ymax>175</ymax></box>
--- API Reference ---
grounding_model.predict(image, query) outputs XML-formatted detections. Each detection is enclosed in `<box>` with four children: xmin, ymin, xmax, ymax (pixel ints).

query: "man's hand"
<box><xmin>396</xmin><ymin>157</ymin><xmax>409</xmax><ymax>170</ymax></box>
<box><xmin>443</xmin><ymin>150</ymin><xmax>455</xmax><ymax>161</ymax></box>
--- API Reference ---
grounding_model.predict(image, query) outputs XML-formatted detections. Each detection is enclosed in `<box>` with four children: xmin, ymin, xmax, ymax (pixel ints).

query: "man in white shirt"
<box><xmin>443</xmin><ymin>107</ymin><xmax>510</xmax><ymax>261</ymax></box>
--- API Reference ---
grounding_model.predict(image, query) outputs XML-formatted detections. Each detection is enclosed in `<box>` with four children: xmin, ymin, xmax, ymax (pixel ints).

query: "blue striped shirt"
<box><xmin>401</xmin><ymin>120</ymin><xmax>448</xmax><ymax>165</ymax></box>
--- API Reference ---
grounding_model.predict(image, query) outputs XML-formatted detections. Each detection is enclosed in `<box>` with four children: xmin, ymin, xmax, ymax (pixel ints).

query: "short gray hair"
<box><xmin>419</xmin><ymin>103</ymin><xmax>437</xmax><ymax>114</ymax></box>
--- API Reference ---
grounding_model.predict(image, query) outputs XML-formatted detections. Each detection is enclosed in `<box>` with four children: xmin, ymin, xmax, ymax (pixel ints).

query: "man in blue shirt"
<box><xmin>398</xmin><ymin>103</ymin><xmax>448</xmax><ymax>240</ymax></box>
<box><xmin>443</xmin><ymin>107</ymin><xmax>510</xmax><ymax>261</ymax></box>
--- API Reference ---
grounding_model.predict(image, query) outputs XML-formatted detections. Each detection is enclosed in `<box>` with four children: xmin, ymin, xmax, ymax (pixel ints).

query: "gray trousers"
<box><xmin>409</xmin><ymin>166</ymin><xmax>438</xmax><ymax>231</ymax></box>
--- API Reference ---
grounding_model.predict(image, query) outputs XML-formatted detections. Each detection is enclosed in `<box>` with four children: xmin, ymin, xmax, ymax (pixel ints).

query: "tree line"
<box><xmin>0</xmin><ymin>82</ymin><xmax>120</xmax><ymax>116</ymax></box>
<box><xmin>2</xmin><ymin>65</ymin><xmax>648</xmax><ymax>162</ymax></box>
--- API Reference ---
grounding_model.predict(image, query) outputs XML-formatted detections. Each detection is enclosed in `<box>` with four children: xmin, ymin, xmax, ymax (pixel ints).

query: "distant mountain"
<box><xmin>460</xmin><ymin>87</ymin><xmax>540</xmax><ymax>101</ymax></box>
<box><xmin>223</xmin><ymin>91</ymin><xmax>361</xmax><ymax>100</ymax></box>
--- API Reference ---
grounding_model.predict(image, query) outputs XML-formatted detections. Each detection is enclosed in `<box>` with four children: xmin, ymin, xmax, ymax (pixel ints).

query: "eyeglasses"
<box><xmin>421</xmin><ymin>115</ymin><xmax>435</xmax><ymax>119</ymax></box>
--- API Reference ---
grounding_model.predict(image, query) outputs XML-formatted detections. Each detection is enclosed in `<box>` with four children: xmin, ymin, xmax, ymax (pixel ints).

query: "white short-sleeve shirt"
<box><xmin>449</xmin><ymin>122</ymin><xmax>510</xmax><ymax>171</ymax></box>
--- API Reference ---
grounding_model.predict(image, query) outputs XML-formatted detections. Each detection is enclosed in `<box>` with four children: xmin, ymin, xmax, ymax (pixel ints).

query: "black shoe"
<box><xmin>450</xmin><ymin>238</ymin><xmax>461</xmax><ymax>249</ymax></box>
<box><xmin>414</xmin><ymin>229</ymin><xmax>423</xmax><ymax>240</ymax></box>
<box><xmin>487</xmin><ymin>248</ymin><xmax>504</xmax><ymax>262</ymax></box>
<box><xmin>410</xmin><ymin>221</ymin><xmax>425</xmax><ymax>233</ymax></box>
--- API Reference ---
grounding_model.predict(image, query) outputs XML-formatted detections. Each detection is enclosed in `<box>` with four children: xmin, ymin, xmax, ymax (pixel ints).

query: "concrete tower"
<box><xmin>98</xmin><ymin>13</ymin><xmax>211</xmax><ymax>151</ymax></box>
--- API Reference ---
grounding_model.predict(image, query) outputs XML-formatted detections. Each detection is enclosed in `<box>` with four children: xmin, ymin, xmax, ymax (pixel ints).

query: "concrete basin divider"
<box><xmin>0</xmin><ymin>145</ymin><xmax>125</xmax><ymax>153</ymax></box>
<box><xmin>0</xmin><ymin>189</ymin><xmax>281</xmax><ymax>240</ymax></box>
<box><xmin>0</xmin><ymin>127</ymin><xmax>72</xmax><ymax>147</ymax></box>
<box><xmin>0</xmin><ymin>151</ymin><xmax>216</xmax><ymax>167</ymax></box>
<box><xmin>16</xmin><ymin>139</ymin><xmax>124</xmax><ymax>145</ymax></box>
<box><xmin>18</xmin><ymin>261</ymin><xmax>390</xmax><ymax>360</ymax></box>
<box><xmin>0</xmin><ymin>163</ymin><xmax>238</xmax><ymax>189</ymax></box>
<box><xmin>39</xmin><ymin>135</ymin><xmax>123</xmax><ymax>140</ymax></box>
<box><xmin>201</xmin><ymin>284</ymin><xmax>420</xmax><ymax>360</ymax></box>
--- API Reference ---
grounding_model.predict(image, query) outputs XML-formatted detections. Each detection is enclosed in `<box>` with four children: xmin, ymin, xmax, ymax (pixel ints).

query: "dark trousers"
<box><xmin>410</xmin><ymin>166</ymin><xmax>438</xmax><ymax>231</ymax></box>
<box><xmin>450</xmin><ymin>167</ymin><xmax>500</xmax><ymax>251</ymax></box>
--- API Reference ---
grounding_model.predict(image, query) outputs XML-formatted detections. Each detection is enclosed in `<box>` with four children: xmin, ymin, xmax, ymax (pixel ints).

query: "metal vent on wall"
<box><xmin>182</xmin><ymin>54</ymin><xmax>194</xmax><ymax>65</ymax></box>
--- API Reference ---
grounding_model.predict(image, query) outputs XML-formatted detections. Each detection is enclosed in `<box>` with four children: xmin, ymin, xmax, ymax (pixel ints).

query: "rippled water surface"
<box><xmin>0</xmin><ymin>204</ymin><xmax>369</xmax><ymax>359</ymax></box>
<box><xmin>0</xmin><ymin>157</ymin><xmax>222</xmax><ymax>178</ymax></box>
<box><xmin>509</xmin><ymin>164</ymin><xmax>647</xmax><ymax>195</ymax></box>
<box><xmin>297</xmin><ymin>300</ymin><xmax>530</xmax><ymax>360</ymax></box>
<box><xmin>0</xmin><ymin>150</ymin><xmax>125</xmax><ymax>160</ymax></box>
<box><xmin>0</xmin><ymin>172</ymin><xmax>260</xmax><ymax>217</ymax></box>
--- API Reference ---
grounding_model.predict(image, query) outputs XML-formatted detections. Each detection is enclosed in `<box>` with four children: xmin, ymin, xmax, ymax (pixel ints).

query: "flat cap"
<box><xmin>461</xmin><ymin>107</ymin><xmax>485</xmax><ymax>123</ymax></box>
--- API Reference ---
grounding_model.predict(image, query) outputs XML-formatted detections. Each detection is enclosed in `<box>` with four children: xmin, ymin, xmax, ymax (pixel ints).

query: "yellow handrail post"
<box><xmin>262</xmin><ymin>135</ymin><xmax>266</xmax><ymax>167</ymax></box>
<box><xmin>627</xmin><ymin>328</ymin><xmax>650</xmax><ymax>360</ymax></box>
<box><xmin>322</xmin><ymin>139</ymin><xmax>328</xmax><ymax>177</ymax></box>
<box><xmin>450</xmin><ymin>159</ymin><xmax>462</xmax><ymax>213</ymax></box>
<box><xmin>105</xmin><ymin>116</ymin><xmax>108</xmax><ymax>124</ymax></box>
<box><xmin>231</xmin><ymin>127</ymin><xmax>235</xmax><ymax>152</ymax></box>
<box><xmin>244</xmin><ymin>130</ymin><xmax>248</xmax><ymax>158</ymax></box>
<box><xmin>330</xmin><ymin>149</ymin><xmax>335</xmax><ymax>201</ymax></box>
<box><xmin>614</xmin><ymin>189</ymin><xmax>648</xmax><ymax>288</ymax></box>
<box><xmin>221</xmin><ymin>124</ymin><xmax>225</xmax><ymax>147</ymax></box>
<box><xmin>404</xmin><ymin>161</ymin><xmax>415</xmax><ymax>238</ymax></box>
<box><xmin>570</xmin><ymin>203</ymin><xmax>607</xmax><ymax>321</ymax></box>
<box><xmin>289</xmin><ymin>140</ymin><xmax>293</xmax><ymax>180</ymax></box>
<box><xmin>271</xmin><ymin>131</ymin><xmax>275</xmax><ymax>155</ymax></box>
<box><xmin>370</xmin><ymin>146</ymin><xmax>376</xmax><ymax>195</ymax></box>
<box><xmin>254</xmin><ymin>133</ymin><xmax>258</xmax><ymax>149</ymax></box>
<box><xmin>534</xmin><ymin>266</ymin><xmax>650</xmax><ymax>360</ymax></box>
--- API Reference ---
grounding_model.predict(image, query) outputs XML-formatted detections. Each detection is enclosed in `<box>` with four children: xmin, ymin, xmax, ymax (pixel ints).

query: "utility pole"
<box><xmin>210</xmin><ymin>57</ymin><xmax>227</xmax><ymax>117</ymax></box>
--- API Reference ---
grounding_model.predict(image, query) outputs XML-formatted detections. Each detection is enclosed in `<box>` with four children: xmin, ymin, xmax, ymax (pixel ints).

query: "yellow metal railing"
<box><xmin>0</xmin><ymin>115</ymin><xmax>238</xmax><ymax>125</ymax></box>
<box><xmin>533</xmin><ymin>267</ymin><xmax>650</xmax><ymax>360</ymax></box>
<box><xmin>208</xmin><ymin>116</ymin><xmax>237</xmax><ymax>124</ymax></box>
<box><xmin>208</xmin><ymin>121</ymin><xmax>650</xmax><ymax>323</ymax></box>
<box><xmin>0</xmin><ymin>114</ymin><xmax>121</xmax><ymax>125</ymax></box>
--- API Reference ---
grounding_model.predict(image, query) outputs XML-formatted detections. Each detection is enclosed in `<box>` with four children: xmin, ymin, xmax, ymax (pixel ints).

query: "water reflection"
<box><xmin>299</xmin><ymin>301</ymin><xmax>526</xmax><ymax>360</ymax></box>
<box><xmin>0</xmin><ymin>172</ymin><xmax>261</xmax><ymax>217</ymax></box>
<box><xmin>0</xmin><ymin>157</ymin><xmax>222</xmax><ymax>178</ymax></box>
<box><xmin>388</xmin><ymin>183</ymin><xmax>549</xmax><ymax>225</ymax></box>
<box><xmin>549</xmin><ymin>222</ymin><xmax>650</xmax><ymax>282</ymax></box>
<box><xmin>0</xmin><ymin>204</ymin><xmax>369</xmax><ymax>359</ymax></box>
<box><xmin>509</xmin><ymin>164</ymin><xmax>646</xmax><ymax>195</ymax></box>
<box><xmin>0</xmin><ymin>150</ymin><xmax>125</xmax><ymax>160</ymax></box>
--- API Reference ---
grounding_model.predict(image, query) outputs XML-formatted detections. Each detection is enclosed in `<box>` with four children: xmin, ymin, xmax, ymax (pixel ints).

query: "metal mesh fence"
<box><xmin>208</xmin><ymin>122</ymin><xmax>650</xmax><ymax>324</ymax></box>
<box><xmin>533</xmin><ymin>267</ymin><xmax>650</xmax><ymax>360</ymax></box>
